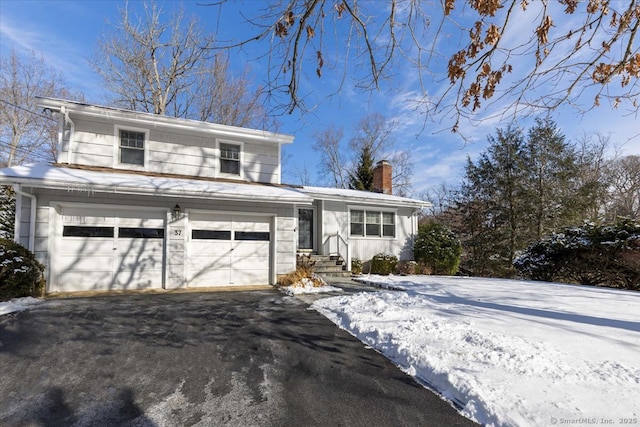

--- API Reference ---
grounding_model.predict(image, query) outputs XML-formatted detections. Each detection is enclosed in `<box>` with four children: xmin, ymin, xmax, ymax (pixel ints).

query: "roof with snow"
<box><xmin>0</xmin><ymin>163</ymin><xmax>312</xmax><ymax>205</ymax></box>
<box><xmin>298</xmin><ymin>185</ymin><xmax>427</xmax><ymax>208</ymax></box>
<box><xmin>0</xmin><ymin>163</ymin><xmax>428</xmax><ymax>208</ymax></box>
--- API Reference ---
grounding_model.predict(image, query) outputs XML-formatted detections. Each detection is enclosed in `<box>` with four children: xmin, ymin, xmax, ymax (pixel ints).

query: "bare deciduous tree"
<box><xmin>93</xmin><ymin>0</ymin><xmax>271</xmax><ymax>128</ymax></box>
<box><xmin>211</xmin><ymin>0</ymin><xmax>640</xmax><ymax>131</ymax></box>
<box><xmin>606</xmin><ymin>155</ymin><xmax>640</xmax><ymax>219</ymax></box>
<box><xmin>312</xmin><ymin>113</ymin><xmax>413</xmax><ymax>195</ymax></box>
<box><xmin>0</xmin><ymin>50</ymin><xmax>77</xmax><ymax>166</ymax></box>
<box><xmin>312</xmin><ymin>124</ymin><xmax>348</xmax><ymax>188</ymax></box>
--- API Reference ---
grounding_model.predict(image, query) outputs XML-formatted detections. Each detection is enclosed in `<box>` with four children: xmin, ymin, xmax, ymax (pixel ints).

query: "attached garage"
<box><xmin>187</xmin><ymin>213</ymin><xmax>272</xmax><ymax>286</ymax></box>
<box><xmin>55</xmin><ymin>206</ymin><xmax>166</xmax><ymax>292</ymax></box>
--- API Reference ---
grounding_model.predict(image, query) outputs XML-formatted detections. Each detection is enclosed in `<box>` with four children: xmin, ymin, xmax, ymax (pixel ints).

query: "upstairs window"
<box><xmin>350</xmin><ymin>210</ymin><xmax>396</xmax><ymax>238</ymax></box>
<box><xmin>220</xmin><ymin>143</ymin><xmax>240</xmax><ymax>175</ymax></box>
<box><xmin>119</xmin><ymin>130</ymin><xmax>145</xmax><ymax>165</ymax></box>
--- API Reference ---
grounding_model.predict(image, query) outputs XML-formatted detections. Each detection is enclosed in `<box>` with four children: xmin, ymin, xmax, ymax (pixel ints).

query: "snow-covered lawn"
<box><xmin>312</xmin><ymin>276</ymin><xmax>640</xmax><ymax>427</ymax></box>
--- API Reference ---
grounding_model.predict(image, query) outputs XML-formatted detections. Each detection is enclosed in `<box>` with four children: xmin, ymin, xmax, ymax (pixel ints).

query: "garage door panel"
<box><xmin>233</xmin><ymin>221</ymin><xmax>270</xmax><ymax>232</ymax></box>
<box><xmin>187</xmin><ymin>214</ymin><xmax>270</xmax><ymax>286</ymax></box>
<box><xmin>116</xmin><ymin>239</ymin><xmax>164</xmax><ymax>253</ymax></box>
<box><xmin>232</xmin><ymin>269</ymin><xmax>267</xmax><ymax>285</ymax></box>
<box><xmin>56</xmin><ymin>271</ymin><xmax>113</xmax><ymax>292</ymax></box>
<box><xmin>187</xmin><ymin>256</ymin><xmax>230</xmax><ymax>271</ymax></box>
<box><xmin>59</xmin><ymin>208</ymin><xmax>165</xmax><ymax>292</ymax></box>
<box><xmin>190</xmin><ymin>241</ymin><xmax>231</xmax><ymax>256</ymax></box>
<box><xmin>58</xmin><ymin>255</ymin><xmax>114</xmax><ymax>271</ymax></box>
<box><xmin>233</xmin><ymin>242</ymin><xmax>269</xmax><ymax>257</ymax></box>
<box><xmin>112</xmin><ymin>272</ymin><xmax>158</xmax><ymax>289</ymax></box>
<box><xmin>60</xmin><ymin>239</ymin><xmax>114</xmax><ymax>254</ymax></box>
<box><xmin>189</xmin><ymin>269</ymin><xmax>231</xmax><ymax>287</ymax></box>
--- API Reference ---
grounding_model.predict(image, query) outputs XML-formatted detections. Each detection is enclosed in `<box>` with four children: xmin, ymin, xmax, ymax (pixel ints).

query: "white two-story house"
<box><xmin>0</xmin><ymin>97</ymin><xmax>426</xmax><ymax>293</ymax></box>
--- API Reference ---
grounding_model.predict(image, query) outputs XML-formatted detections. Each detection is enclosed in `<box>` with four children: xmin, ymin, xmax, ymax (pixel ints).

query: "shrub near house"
<box><xmin>514</xmin><ymin>219</ymin><xmax>640</xmax><ymax>290</ymax></box>
<box><xmin>0</xmin><ymin>239</ymin><xmax>45</xmax><ymax>301</ymax></box>
<box><xmin>413</xmin><ymin>223</ymin><xmax>462</xmax><ymax>276</ymax></box>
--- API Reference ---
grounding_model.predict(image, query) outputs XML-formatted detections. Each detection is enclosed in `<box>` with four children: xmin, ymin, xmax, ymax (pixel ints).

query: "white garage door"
<box><xmin>57</xmin><ymin>207</ymin><xmax>165</xmax><ymax>292</ymax></box>
<box><xmin>188</xmin><ymin>214</ymin><xmax>271</xmax><ymax>286</ymax></box>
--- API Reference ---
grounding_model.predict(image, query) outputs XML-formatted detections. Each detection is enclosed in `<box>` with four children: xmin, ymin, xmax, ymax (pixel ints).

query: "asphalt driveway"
<box><xmin>0</xmin><ymin>289</ymin><xmax>476</xmax><ymax>426</ymax></box>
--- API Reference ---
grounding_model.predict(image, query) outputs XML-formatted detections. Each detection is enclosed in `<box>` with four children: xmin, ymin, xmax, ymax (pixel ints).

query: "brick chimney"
<box><xmin>373</xmin><ymin>160</ymin><xmax>392</xmax><ymax>195</ymax></box>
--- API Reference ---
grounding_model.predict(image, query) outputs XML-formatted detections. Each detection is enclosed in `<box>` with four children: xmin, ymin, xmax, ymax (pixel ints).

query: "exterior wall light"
<box><xmin>172</xmin><ymin>204</ymin><xmax>182</xmax><ymax>220</ymax></box>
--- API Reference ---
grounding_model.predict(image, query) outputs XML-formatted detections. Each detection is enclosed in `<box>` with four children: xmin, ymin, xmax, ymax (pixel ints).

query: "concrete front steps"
<box><xmin>297</xmin><ymin>253</ymin><xmax>351</xmax><ymax>278</ymax></box>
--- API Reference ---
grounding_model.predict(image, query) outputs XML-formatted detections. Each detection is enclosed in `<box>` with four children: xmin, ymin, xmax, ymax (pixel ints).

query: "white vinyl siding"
<box><xmin>321</xmin><ymin>200</ymin><xmax>414</xmax><ymax>261</ymax></box>
<box><xmin>59</xmin><ymin>114</ymin><xmax>282</xmax><ymax>183</ymax></box>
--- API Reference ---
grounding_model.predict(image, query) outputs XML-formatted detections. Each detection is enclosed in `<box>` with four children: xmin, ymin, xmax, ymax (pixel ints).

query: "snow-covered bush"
<box><xmin>370</xmin><ymin>253</ymin><xmax>398</xmax><ymax>275</ymax></box>
<box><xmin>414</xmin><ymin>222</ymin><xmax>462</xmax><ymax>275</ymax></box>
<box><xmin>514</xmin><ymin>219</ymin><xmax>640</xmax><ymax>290</ymax></box>
<box><xmin>0</xmin><ymin>238</ymin><xmax>45</xmax><ymax>301</ymax></box>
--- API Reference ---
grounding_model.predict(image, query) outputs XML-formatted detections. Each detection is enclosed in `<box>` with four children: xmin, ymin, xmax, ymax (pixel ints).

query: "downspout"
<box><xmin>13</xmin><ymin>185</ymin><xmax>36</xmax><ymax>251</ymax></box>
<box><xmin>61</xmin><ymin>106</ymin><xmax>75</xmax><ymax>165</ymax></box>
<box><xmin>411</xmin><ymin>207</ymin><xmax>423</xmax><ymax>259</ymax></box>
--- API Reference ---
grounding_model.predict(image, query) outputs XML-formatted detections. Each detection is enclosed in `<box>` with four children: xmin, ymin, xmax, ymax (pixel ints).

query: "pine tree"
<box><xmin>348</xmin><ymin>145</ymin><xmax>375</xmax><ymax>191</ymax></box>
<box><xmin>453</xmin><ymin>125</ymin><xmax>528</xmax><ymax>276</ymax></box>
<box><xmin>522</xmin><ymin>117</ymin><xmax>580</xmax><ymax>240</ymax></box>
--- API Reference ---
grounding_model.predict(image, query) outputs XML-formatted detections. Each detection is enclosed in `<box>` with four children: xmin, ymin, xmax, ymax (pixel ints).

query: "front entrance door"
<box><xmin>298</xmin><ymin>208</ymin><xmax>315</xmax><ymax>251</ymax></box>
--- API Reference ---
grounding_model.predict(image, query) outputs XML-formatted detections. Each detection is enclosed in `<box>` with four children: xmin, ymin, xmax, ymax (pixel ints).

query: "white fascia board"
<box><xmin>37</xmin><ymin>97</ymin><xmax>295</xmax><ymax>145</ymax></box>
<box><xmin>301</xmin><ymin>189</ymin><xmax>427</xmax><ymax>209</ymax></box>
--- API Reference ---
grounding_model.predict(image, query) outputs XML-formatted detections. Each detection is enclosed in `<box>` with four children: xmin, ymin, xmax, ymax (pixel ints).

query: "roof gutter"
<box><xmin>13</xmin><ymin>185</ymin><xmax>36</xmax><ymax>251</ymax></box>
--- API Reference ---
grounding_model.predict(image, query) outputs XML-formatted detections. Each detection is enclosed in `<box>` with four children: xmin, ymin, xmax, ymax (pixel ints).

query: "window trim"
<box><xmin>348</xmin><ymin>207</ymin><xmax>397</xmax><ymax>239</ymax></box>
<box><xmin>216</xmin><ymin>139</ymin><xmax>244</xmax><ymax>179</ymax></box>
<box><xmin>113</xmin><ymin>125</ymin><xmax>149</xmax><ymax>170</ymax></box>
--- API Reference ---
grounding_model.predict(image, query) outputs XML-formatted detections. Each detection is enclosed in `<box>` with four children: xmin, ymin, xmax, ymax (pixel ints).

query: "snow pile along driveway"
<box><xmin>311</xmin><ymin>276</ymin><xmax>640</xmax><ymax>426</ymax></box>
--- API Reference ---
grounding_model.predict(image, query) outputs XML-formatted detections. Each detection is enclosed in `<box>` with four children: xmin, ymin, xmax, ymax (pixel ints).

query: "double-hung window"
<box><xmin>350</xmin><ymin>210</ymin><xmax>395</xmax><ymax>238</ymax></box>
<box><xmin>119</xmin><ymin>130</ymin><xmax>145</xmax><ymax>166</ymax></box>
<box><xmin>220</xmin><ymin>143</ymin><xmax>240</xmax><ymax>175</ymax></box>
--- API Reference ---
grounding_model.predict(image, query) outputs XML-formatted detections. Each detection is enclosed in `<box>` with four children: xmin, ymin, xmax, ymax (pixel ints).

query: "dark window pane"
<box><xmin>220</xmin><ymin>158</ymin><xmax>240</xmax><ymax>175</ymax></box>
<box><xmin>235</xmin><ymin>231</ymin><xmax>270</xmax><ymax>241</ymax></box>
<box><xmin>192</xmin><ymin>230</ymin><xmax>231</xmax><ymax>240</ymax></box>
<box><xmin>119</xmin><ymin>227</ymin><xmax>164</xmax><ymax>238</ymax></box>
<box><xmin>120</xmin><ymin>147</ymin><xmax>144</xmax><ymax>165</ymax></box>
<box><xmin>383</xmin><ymin>224</ymin><xmax>395</xmax><ymax>237</ymax></box>
<box><xmin>63</xmin><ymin>226</ymin><xmax>114</xmax><ymax>238</ymax></box>
<box><xmin>366</xmin><ymin>224</ymin><xmax>381</xmax><ymax>236</ymax></box>
<box><xmin>350</xmin><ymin>223</ymin><xmax>364</xmax><ymax>236</ymax></box>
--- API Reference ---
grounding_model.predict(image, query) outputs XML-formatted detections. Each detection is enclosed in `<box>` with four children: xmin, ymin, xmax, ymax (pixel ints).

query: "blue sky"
<box><xmin>1</xmin><ymin>0</ymin><xmax>638</xmax><ymax>197</ymax></box>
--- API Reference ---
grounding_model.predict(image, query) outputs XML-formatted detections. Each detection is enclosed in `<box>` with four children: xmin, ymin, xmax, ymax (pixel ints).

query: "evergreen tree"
<box><xmin>348</xmin><ymin>145</ymin><xmax>375</xmax><ymax>191</ymax></box>
<box><xmin>0</xmin><ymin>186</ymin><xmax>15</xmax><ymax>240</ymax></box>
<box><xmin>449</xmin><ymin>118</ymin><xmax>609</xmax><ymax>278</ymax></box>
<box><xmin>453</xmin><ymin>125</ymin><xmax>527</xmax><ymax>276</ymax></box>
<box><xmin>522</xmin><ymin>117</ymin><xmax>580</xmax><ymax>240</ymax></box>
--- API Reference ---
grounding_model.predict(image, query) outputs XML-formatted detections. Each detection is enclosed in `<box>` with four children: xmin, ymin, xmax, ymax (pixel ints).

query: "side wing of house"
<box><xmin>297</xmin><ymin>186</ymin><xmax>426</xmax><ymax>268</ymax></box>
<box><xmin>319</xmin><ymin>200</ymin><xmax>419</xmax><ymax>262</ymax></box>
